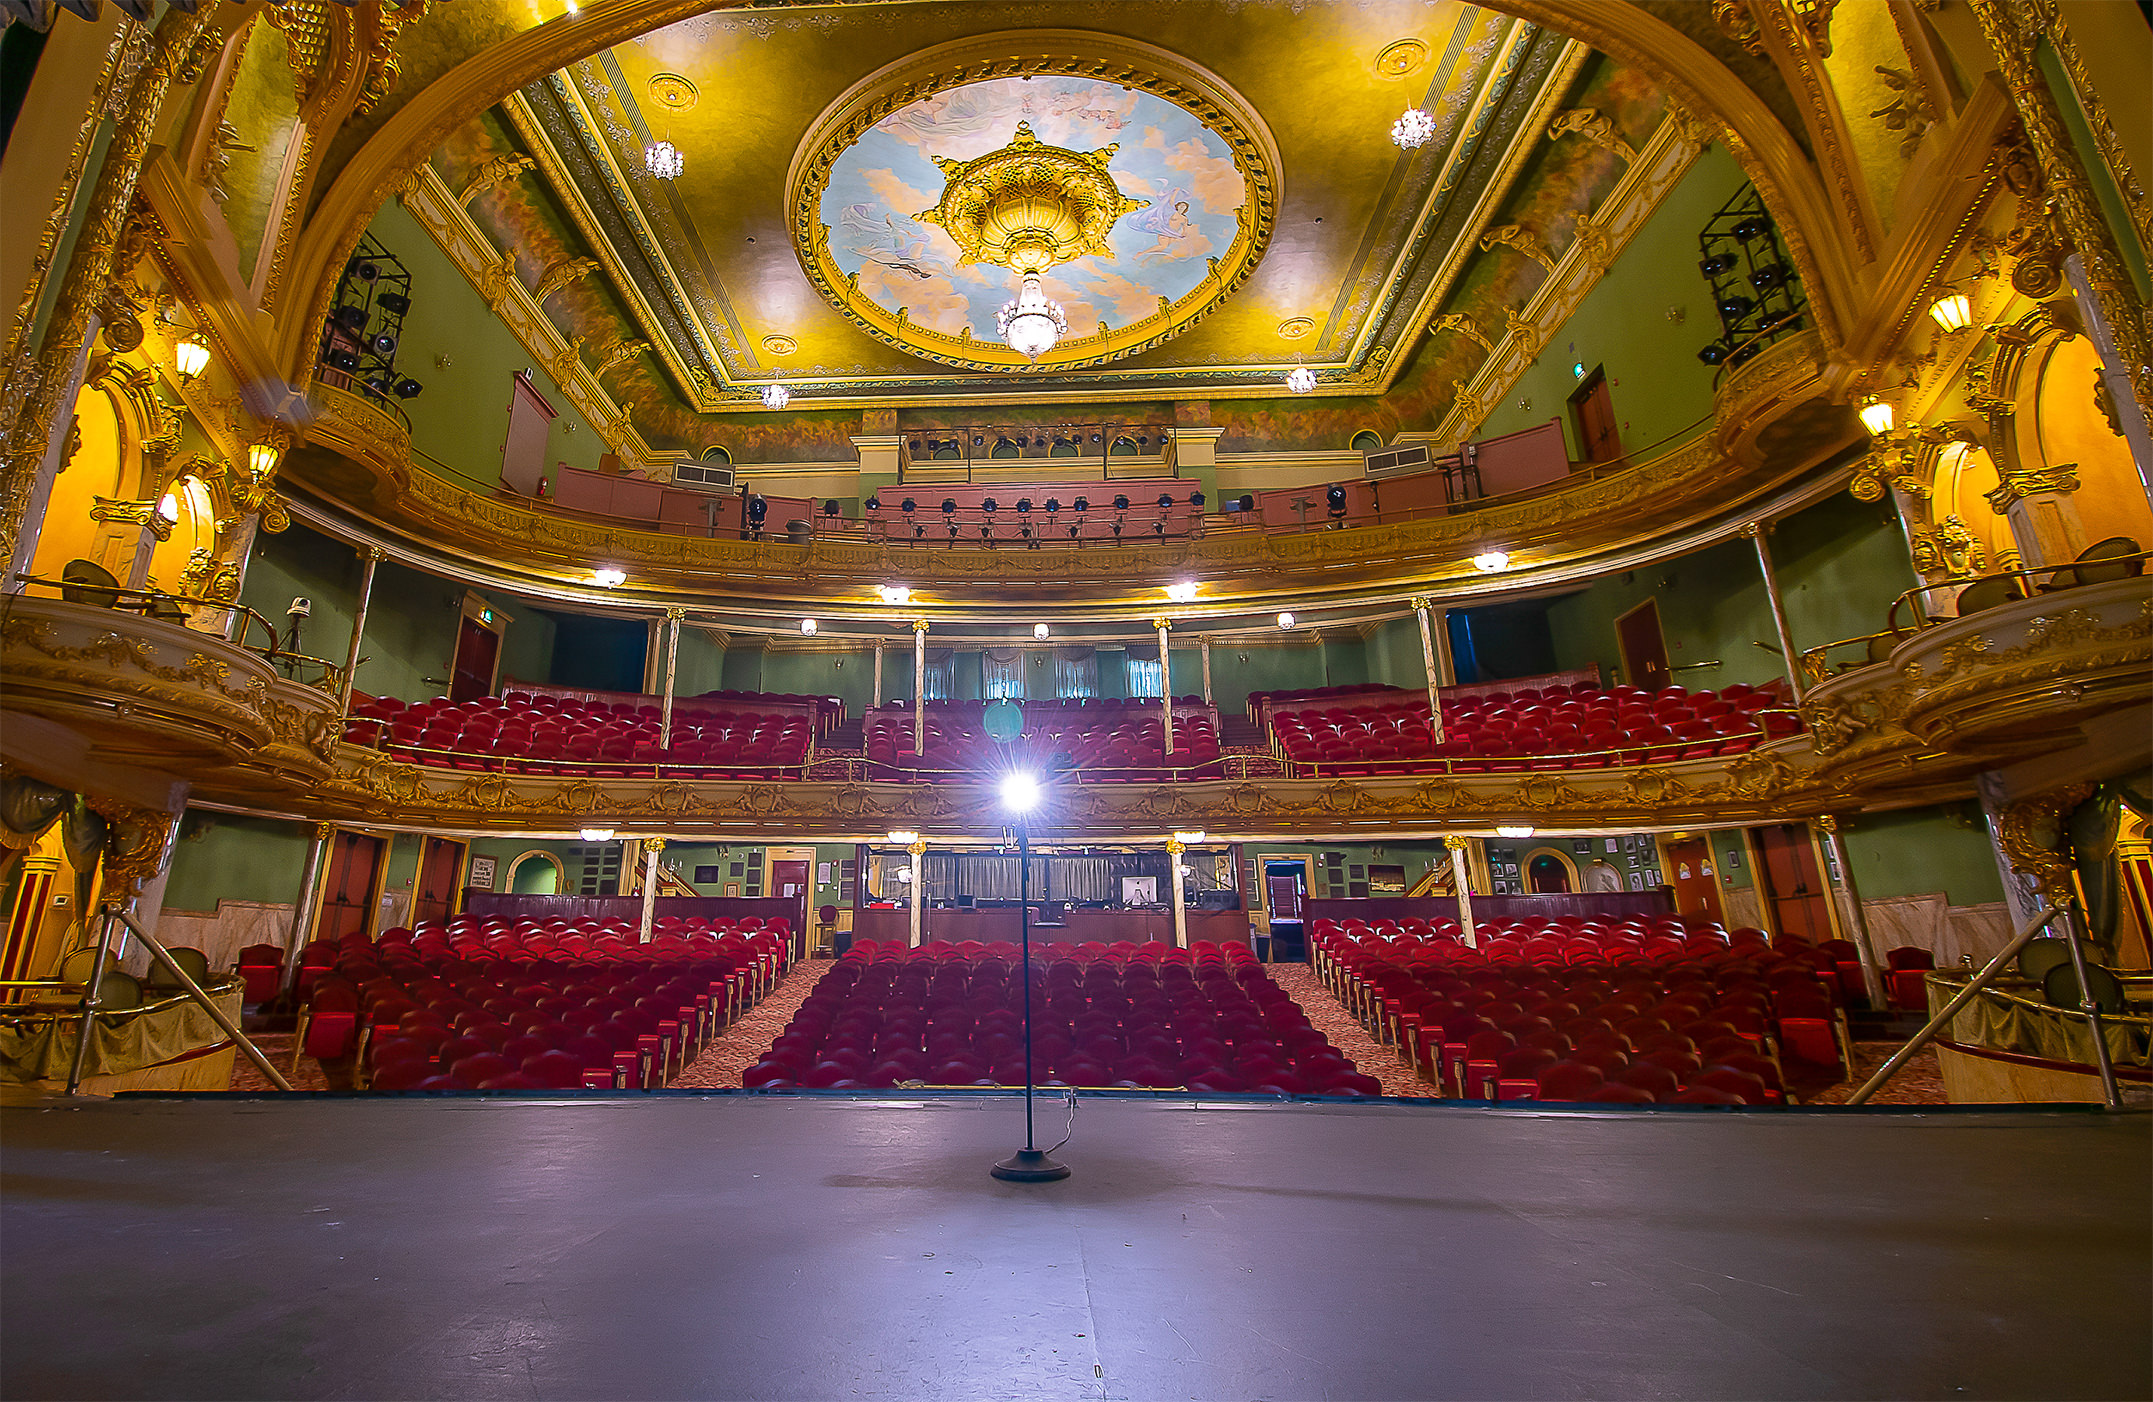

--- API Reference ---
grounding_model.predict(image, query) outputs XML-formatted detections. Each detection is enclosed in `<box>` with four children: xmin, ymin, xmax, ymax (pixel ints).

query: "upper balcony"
<box><xmin>0</xmin><ymin>587</ymin><xmax>346</xmax><ymax>804</ymax></box>
<box><xmin>1799</xmin><ymin>551</ymin><xmax>2152</xmax><ymax>793</ymax></box>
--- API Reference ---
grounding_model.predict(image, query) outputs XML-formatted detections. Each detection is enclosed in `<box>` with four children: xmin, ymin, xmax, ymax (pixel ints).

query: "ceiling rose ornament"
<box><xmin>1373</xmin><ymin>39</ymin><xmax>1430</xmax><ymax>78</ymax></box>
<box><xmin>911</xmin><ymin>122</ymin><xmax>1146</xmax><ymax>361</ymax></box>
<box><xmin>761</xmin><ymin>334</ymin><xmax>798</xmax><ymax>357</ymax></box>
<box><xmin>1276</xmin><ymin>317</ymin><xmax>1315</xmax><ymax>341</ymax></box>
<box><xmin>785</xmin><ymin>32</ymin><xmax>1281</xmax><ymax>373</ymax></box>
<box><xmin>1391</xmin><ymin>108</ymin><xmax>1437</xmax><ymax>150</ymax></box>
<box><xmin>648</xmin><ymin>73</ymin><xmax>699</xmax><ymax>111</ymax></box>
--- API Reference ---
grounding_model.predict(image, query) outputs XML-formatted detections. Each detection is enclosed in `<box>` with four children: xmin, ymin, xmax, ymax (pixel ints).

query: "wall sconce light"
<box><xmin>247</xmin><ymin>442</ymin><xmax>281</xmax><ymax>478</ymax></box>
<box><xmin>1858</xmin><ymin>396</ymin><xmax>1896</xmax><ymax>436</ymax></box>
<box><xmin>1928</xmin><ymin>292</ymin><xmax>1973</xmax><ymax>334</ymax></box>
<box><xmin>592</xmin><ymin>568</ymin><xmax>627</xmax><ymax>588</ymax></box>
<box><xmin>1277</xmin><ymin>611</ymin><xmax>1296</xmax><ymax>629</ymax></box>
<box><xmin>1472</xmin><ymin>550</ymin><xmax>1511</xmax><ymax>572</ymax></box>
<box><xmin>173</xmin><ymin>335</ymin><xmax>210</xmax><ymax>380</ymax></box>
<box><xmin>799</xmin><ymin>618</ymin><xmax>817</xmax><ymax>636</ymax></box>
<box><xmin>580</xmin><ymin>827</ymin><xmax>615</xmax><ymax>841</ymax></box>
<box><xmin>1033</xmin><ymin>623</ymin><xmax>1050</xmax><ymax>640</ymax></box>
<box><xmin>1496</xmin><ymin>825</ymin><xmax>1535</xmax><ymax>839</ymax></box>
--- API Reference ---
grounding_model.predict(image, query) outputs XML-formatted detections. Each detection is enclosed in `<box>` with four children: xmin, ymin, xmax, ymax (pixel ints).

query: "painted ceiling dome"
<box><xmin>788</xmin><ymin>35</ymin><xmax>1280</xmax><ymax>373</ymax></box>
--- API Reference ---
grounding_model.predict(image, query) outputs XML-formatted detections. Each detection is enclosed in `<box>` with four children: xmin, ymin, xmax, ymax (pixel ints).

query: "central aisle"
<box><xmin>3</xmin><ymin>1094</ymin><xmax>2144</xmax><ymax>1400</ymax></box>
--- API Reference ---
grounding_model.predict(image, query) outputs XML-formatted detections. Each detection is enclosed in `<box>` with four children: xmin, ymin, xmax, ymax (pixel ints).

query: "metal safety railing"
<box><xmin>1846</xmin><ymin>903</ymin><xmax>2120</xmax><ymax>1109</ymax></box>
<box><xmin>61</xmin><ymin>903</ymin><xmax>292</xmax><ymax>1095</ymax></box>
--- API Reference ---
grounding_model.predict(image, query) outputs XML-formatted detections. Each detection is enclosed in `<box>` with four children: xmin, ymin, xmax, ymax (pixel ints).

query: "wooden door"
<box><xmin>1570</xmin><ymin>368</ymin><xmax>1620</xmax><ymax>462</ymax></box>
<box><xmin>1264</xmin><ymin>864</ymin><xmax>1304</xmax><ymax>922</ymax></box>
<box><xmin>1615</xmin><ymin>598</ymin><xmax>1671</xmax><ymax>694</ymax></box>
<box><xmin>1660</xmin><ymin>837</ymin><xmax>1726</xmax><ymax>922</ymax></box>
<box><xmin>770</xmin><ymin>857</ymin><xmax>812</xmax><ymax>937</ymax></box>
<box><xmin>412</xmin><ymin>837</ymin><xmax>465</xmax><ymax>925</ymax></box>
<box><xmin>319</xmin><ymin>831</ymin><xmax>386</xmax><ymax>941</ymax></box>
<box><xmin>449</xmin><ymin>616</ymin><xmax>500</xmax><ymax>703</ymax></box>
<box><xmin>1753</xmin><ymin>823</ymin><xmax>1831</xmax><ymax>940</ymax></box>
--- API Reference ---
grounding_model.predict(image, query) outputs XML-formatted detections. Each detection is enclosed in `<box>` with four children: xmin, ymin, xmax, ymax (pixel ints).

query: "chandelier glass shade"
<box><xmin>646</xmin><ymin>140</ymin><xmax>684</xmax><ymax>180</ymax></box>
<box><xmin>173</xmin><ymin>335</ymin><xmax>210</xmax><ymax>379</ymax></box>
<box><xmin>761</xmin><ymin>382</ymin><xmax>792</xmax><ymax>410</ymax></box>
<box><xmin>1391</xmin><ymin>108</ymin><xmax>1437</xmax><ymax>149</ymax></box>
<box><xmin>997</xmin><ymin>275</ymin><xmax>1070</xmax><ymax>361</ymax></box>
<box><xmin>1285</xmin><ymin>364</ymin><xmax>1317</xmax><ymax>394</ymax></box>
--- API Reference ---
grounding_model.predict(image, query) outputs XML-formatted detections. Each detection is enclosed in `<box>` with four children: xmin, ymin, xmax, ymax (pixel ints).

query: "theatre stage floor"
<box><xmin>3</xmin><ymin>1093</ymin><xmax>2146</xmax><ymax>1401</ymax></box>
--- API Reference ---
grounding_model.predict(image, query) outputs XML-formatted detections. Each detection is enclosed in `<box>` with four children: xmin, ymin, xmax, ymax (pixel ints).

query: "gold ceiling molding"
<box><xmin>782</xmin><ymin>30</ymin><xmax>1282</xmax><ymax>374</ymax></box>
<box><xmin>1426</xmin><ymin>112</ymin><xmax>1705</xmax><ymax>449</ymax></box>
<box><xmin>276</xmin><ymin>1</ymin><xmax>1858</xmax><ymax>404</ymax></box>
<box><xmin>395</xmin><ymin>160</ymin><xmax>665</xmax><ymax>477</ymax></box>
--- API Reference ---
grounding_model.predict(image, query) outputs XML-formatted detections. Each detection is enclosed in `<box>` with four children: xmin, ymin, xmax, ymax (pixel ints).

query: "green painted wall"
<box><xmin>1711</xmin><ymin>829</ymin><xmax>1754</xmax><ymax>891</ymax></box>
<box><xmin>1837</xmin><ymin>804</ymin><xmax>2004</xmax><ymax>907</ymax></box>
<box><xmin>1320</xmin><ymin>635</ymin><xmax>1369</xmax><ymax>687</ymax></box>
<box><xmin>240</xmin><ymin>522</ymin><xmax>548</xmax><ymax>702</ymax></box>
<box><xmin>673</xmin><ymin>627</ymin><xmax>727</xmax><ymax>696</ymax></box>
<box><xmin>1202</xmin><ymin>641</ymin><xmax>1328</xmax><ymax>716</ymax></box>
<box><xmin>367</xmin><ymin>200</ymin><xmax>602</xmax><ymax>486</ymax></box>
<box><xmin>759</xmin><ymin>648</ymin><xmax>870</xmax><ymax>711</ymax></box>
<box><xmin>162</xmin><ymin>813</ymin><xmax>311</xmax><ymax>912</ymax></box>
<box><xmin>1365</xmin><ymin>616</ymin><xmax>1426</xmax><ymax>691</ymax></box>
<box><xmin>1477</xmin><ymin>143</ymin><xmax>1748</xmax><ymax>457</ymax></box>
<box><xmin>1546</xmin><ymin>489</ymin><xmax>1914</xmax><ymax>689</ymax></box>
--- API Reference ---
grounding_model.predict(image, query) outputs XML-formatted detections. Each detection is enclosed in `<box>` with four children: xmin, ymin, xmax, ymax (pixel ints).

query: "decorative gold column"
<box><xmin>1166</xmin><ymin>833</ymin><xmax>1191</xmax><ymax>949</ymax></box>
<box><xmin>1985</xmin><ymin>464</ymin><xmax>2088</xmax><ymax>570</ymax></box>
<box><xmin>912</xmin><ymin>618</ymin><xmax>928</xmax><ymax>756</ymax></box>
<box><xmin>1964</xmin><ymin>0</ymin><xmax>2152</xmax><ymax>421</ymax></box>
<box><xmin>637</xmin><ymin>837</ymin><xmax>666</xmax><ymax>944</ymax></box>
<box><xmin>1411</xmin><ymin>596</ymin><xmax>1445</xmax><ymax>745</ymax></box>
<box><xmin>338</xmin><ymin>548</ymin><xmax>384</xmax><ymax>711</ymax></box>
<box><xmin>1744</xmin><ymin>522</ymin><xmax>1806</xmax><ymax>704</ymax></box>
<box><xmin>657</xmin><ymin>606</ymin><xmax>684</xmax><ymax>749</ymax></box>
<box><xmin>1</xmin><ymin>9</ymin><xmax>217</xmax><ymax>572</ymax></box>
<box><xmin>1445</xmin><ymin>835</ymin><xmax>1478</xmax><ymax>949</ymax></box>
<box><xmin>1199</xmin><ymin>637</ymin><xmax>1214</xmax><ymax>706</ymax></box>
<box><xmin>907</xmin><ymin>837</ymin><xmax>927</xmax><ymax>948</ymax></box>
<box><xmin>872</xmin><ymin>640</ymin><xmax>885</xmax><ymax>707</ymax></box>
<box><xmin>87</xmin><ymin>497</ymin><xmax>172</xmax><ymax>590</ymax></box>
<box><xmin>280</xmin><ymin>822</ymin><xmax>333</xmax><ymax>997</ymax></box>
<box><xmin>1153</xmin><ymin>616</ymin><xmax>1175</xmax><ymax>754</ymax></box>
<box><xmin>1813</xmin><ymin>815</ymin><xmax>1885</xmax><ymax>1004</ymax></box>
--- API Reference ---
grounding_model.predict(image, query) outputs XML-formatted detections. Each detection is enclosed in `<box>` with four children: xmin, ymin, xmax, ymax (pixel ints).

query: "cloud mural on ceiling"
<box><xmin>820</xmin><ymin>75</ymin><xmax>1244</xmax><ymax>343</ymax></box>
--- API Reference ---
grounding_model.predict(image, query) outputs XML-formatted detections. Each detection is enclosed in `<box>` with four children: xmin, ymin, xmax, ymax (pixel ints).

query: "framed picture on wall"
<box><xmin>468</xmin><ymin>856</ymin><xmax>497</xmax><ymax>890</ymax></box>
<box><xmin>725</xmin><ymin>883</ymin><xmax>741</xmax><ymax>898</ymax></box>
<box><xmin>1628</xmin><ymin>873</ymin><xmax>1644</xmax><ymax>890</ymax></box>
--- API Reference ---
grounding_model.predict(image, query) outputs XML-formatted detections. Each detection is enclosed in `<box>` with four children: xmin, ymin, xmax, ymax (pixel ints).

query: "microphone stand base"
<box><xmin>991</xmin><ymin>1148</ymin><xmax>1071</xmax><ymax>1183</ymax></box>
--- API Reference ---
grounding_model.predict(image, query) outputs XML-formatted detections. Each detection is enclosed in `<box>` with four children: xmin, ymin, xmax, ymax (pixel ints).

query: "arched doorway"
<box><xmin>1526</xmin><ymin>851</ymin><xmax>1573</xmax><ymax>894</ymax></box>
<box><xmin>507</xmin><ymin>850</ymin><xmax>564</xmax><ymax>894</ymax></box>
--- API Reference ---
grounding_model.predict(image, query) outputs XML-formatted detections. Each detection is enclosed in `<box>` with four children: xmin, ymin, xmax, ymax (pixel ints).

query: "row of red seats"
<box><xmin>1314</xmin><ymin>922</ymin><xmax>1851</xmax><ymax>1104</ymax></box>
<box><xmin>1273</xmin><ymin>682</ymin><xmax>1800</xmax><ymax>776</ymax></box>
<box><xmin>743</xmin><ymin>940</ymin><xmax>1383</xmax><ymax>1095</ymax></box>
<box><xmin>296</xmin><ymin>920</ymin><xmax>789</xmax><ymax>1091</ymax></box>
<box><xmin>344</xmin><ymin>690</ymin><xmax>829</xmax><ymax>779</ymax></box>
<box><xmin>863</xmin><ymin>699</ymin><xmax>1223</xmax><ymax>782</ymax></box>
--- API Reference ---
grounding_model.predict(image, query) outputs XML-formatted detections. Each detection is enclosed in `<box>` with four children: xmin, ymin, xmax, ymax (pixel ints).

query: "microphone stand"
<box><xmin>991</xmin><ymin>815</ymin><xmax>1069</xmax><ymax>1182</ymax></box>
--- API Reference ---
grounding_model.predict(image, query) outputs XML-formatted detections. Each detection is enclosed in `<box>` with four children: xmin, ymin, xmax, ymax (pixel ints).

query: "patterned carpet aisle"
<box><xmin>1264</xmin><ymin>962</ymin><xmax>1435</xmax><ymax>1098</ymax></box>
<box><xmin>1805</xmin><ymin>1041</ymin><xmax>1948</xmax><ymax>1105</ymax></box>
<box><xmin>226</xmin><ymin>1032</ymin><xmax>333</xmax><ymax>1092</ymax></box>
<box><xmin>672</xmin><ymin>957</ymin><xmax>833</xmax><ymax>1089</ymax></box>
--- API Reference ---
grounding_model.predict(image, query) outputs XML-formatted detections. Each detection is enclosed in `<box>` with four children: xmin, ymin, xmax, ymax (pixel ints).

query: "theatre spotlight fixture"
<box><xmin>1000</xmin><ymin>772</ymin><xmax>1041</xmax><ymax>815</ymax></box>
<box><xmin>1859</xmin><ymin>397</ymin><xmax>1896</xmax><ymax>436</ymax></box>
<box><xmin>1696</xmin><ymin>341</ymin><xmax>1730</xmax><ymax>366</ymax></box>
<box><xmin>799</xmin><ymin>618</ymin><xmax>817</xmax><ymax>636</ymax></box>
<box><xmin>1472</xmin><ymin>551</ymin><xmax>1510</xmax><ymax>572</ymax></box>
<box><xmin>580</xmin><ymin>828</ymin><xmax>615</xmax><ymax>842</ymax></box>
<box><xmin>1277</xmin><ymin>611</ymin><xmax>1297</xmax><ymax>629</ymax></box>
<box><xmin>1496</xmin><ymin>825</ymin><xmax>1536</xmax><ymax>839</ymax></box>
<box><xmin>592</xmin><ymin>568</ymin><xmax>627</xmax><ymax>587</ymax></box>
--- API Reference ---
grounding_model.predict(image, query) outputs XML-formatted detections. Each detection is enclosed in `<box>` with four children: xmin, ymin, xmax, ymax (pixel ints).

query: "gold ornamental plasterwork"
<box><xmin>913</xmin><ymin>123</ymin><xmax>1147</xmax><ymax>275</ymax></box>
<box><xmin>783</xmin><ymin>31</ymin><xmax>1281</xmax><ymax>375</ymax></box>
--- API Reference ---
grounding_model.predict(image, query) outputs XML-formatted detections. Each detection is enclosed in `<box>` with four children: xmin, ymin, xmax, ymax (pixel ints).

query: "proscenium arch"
<box><xmin>278</xmin><ymin>0</ymin><xmax>1854</xmax><ymax>392</ymax></box>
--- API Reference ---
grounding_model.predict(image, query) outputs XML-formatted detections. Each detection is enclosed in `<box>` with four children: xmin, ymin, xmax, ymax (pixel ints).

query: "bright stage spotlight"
<box><xmin>1000</xmin><ymin>772</ymin><xmax>1042</xmax><ymax>815</ymax></box>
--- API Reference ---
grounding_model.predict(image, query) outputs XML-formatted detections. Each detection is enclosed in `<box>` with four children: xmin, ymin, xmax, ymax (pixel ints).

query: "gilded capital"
<box><xmin>90</xmin><ymin>497</ymin><xmax>173</xmax><ymax>541</ymax></box>
<box><xmin>1443</xmin><ymin>834</ymin><xmax>1472</xmax><ymax>851</ymax></box>
<box><xmin>665</xmin><ymin>605</ymin><xmax>687</xmax><ymax>621</ymax></box>
<box><xmin>1164</xmin><ymin>837</ymin><xmax>1187</xmax><ymax>856</ymax></box>
<box><xmin>1985</xmin><ymin>462</ymin><xmax>2080</xmax><ymax>513</ymax></box>
<box><xmin>912</xmin><ymin>618</ymin><xmax>930</xmax><ymax>634</ymax></box>
<box><xmin>643</xmin><ymin>836</ymin><xmax>668</xmax><ymax>856</ymax></box>
<box><xmin>906</xmin><ymin>839</ymin><xmax>927</xmax><ymax>858</ymax></box>
<box><xmin>1151</xmin><ymin>616</ymin><xmax>1172</xmax><ymax>632</ymax></box>
<box><xmin>1812</xmin><ymin>814</ymin><xmax>1840</xmax><ymax>835</ymax></box>
<box><xmin>1410</xmin><ymin>596</ymin><xmax>1432</xmax><ymax>612</ymax></box>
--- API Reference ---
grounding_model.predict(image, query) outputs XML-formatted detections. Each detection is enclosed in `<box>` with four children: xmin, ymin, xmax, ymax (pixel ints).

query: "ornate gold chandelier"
<box><xmin>914</xmin><ymin>122</ymin><xmax>1148</xmax><ymax>360</ymax></box>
